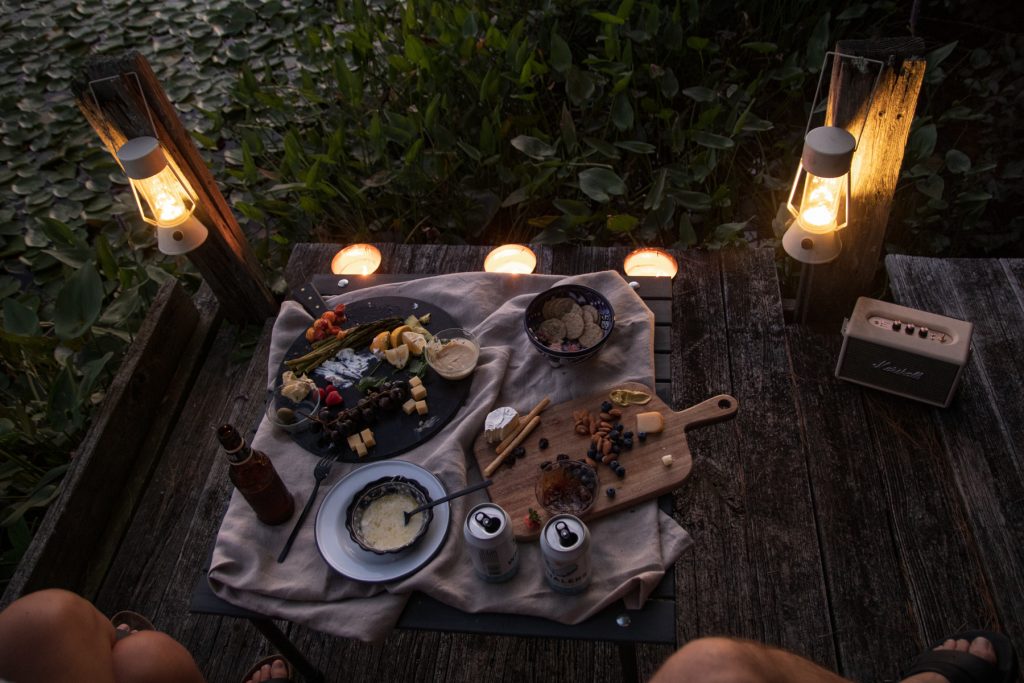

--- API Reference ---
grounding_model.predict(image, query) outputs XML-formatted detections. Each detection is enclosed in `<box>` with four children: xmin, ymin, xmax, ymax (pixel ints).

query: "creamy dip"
<box><xmin>359</xmin><ymin>493</ymin><xmax>426</xmax><ymax>551</ymax></box>
<box><xmin>427</xmin><ymin>338</ymin><xmax>479</xmax><ymax>380</ymax></box>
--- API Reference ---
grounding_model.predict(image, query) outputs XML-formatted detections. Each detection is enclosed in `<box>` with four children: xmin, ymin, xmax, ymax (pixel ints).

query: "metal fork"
<box><xmin>277</xmin><ymin>455</ymin><xmax>334</xmax><ymax>563</ymax></box>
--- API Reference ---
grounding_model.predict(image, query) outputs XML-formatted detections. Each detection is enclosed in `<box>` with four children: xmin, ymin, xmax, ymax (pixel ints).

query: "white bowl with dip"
<box><xmin>424</xmin><ymin>328</ymin><xmax>480</xmax><ymax>381</ymax></box>
<box><xmin>345</xmin><ymin>475</ymin><xmax>434</xmax><ymax>555</ymax></box>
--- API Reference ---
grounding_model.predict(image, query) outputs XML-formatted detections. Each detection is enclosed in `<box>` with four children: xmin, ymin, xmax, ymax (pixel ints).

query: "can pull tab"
<box><xmin>555</xmin><ymin>520</ymin><xmax>578</xmax><ymax>547</ymax></box>
<box><xmin>474</xmin><ymin>511</ymin><xmax>500</xmax><ymax>533</ymax></box>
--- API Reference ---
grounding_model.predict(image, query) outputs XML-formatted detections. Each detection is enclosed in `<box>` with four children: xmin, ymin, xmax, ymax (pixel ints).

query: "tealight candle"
<box><xmin>483</xmin><ymin>244</ymin><xmax>536</xmax><ymax>274</ymax></box>
<box><xmin>623</xmin><ymin>247</ymin><xmax>678</xmax><ymax>278</ymax></box>
<box><xmin>331</xmin><ymin>244</ymin><xmax>381</xmax><ymax>275</ymax></box>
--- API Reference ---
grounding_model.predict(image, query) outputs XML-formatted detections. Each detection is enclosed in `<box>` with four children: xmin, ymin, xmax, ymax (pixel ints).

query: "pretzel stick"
<box><xmin>484</xmin><ymin>416</ymin><xmax>541</xmax><ymax>477</ymax></box>
<box><xmin>494</xmin><ymin>396</ymin><xmax>551</xmax><ymax>454</ymax></box>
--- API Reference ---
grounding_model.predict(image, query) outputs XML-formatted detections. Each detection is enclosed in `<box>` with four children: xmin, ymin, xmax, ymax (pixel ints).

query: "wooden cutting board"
<box><xmin>470</xmin><ymin>382</ymin><xmax>739</xmax><ymax>540</ymax></box>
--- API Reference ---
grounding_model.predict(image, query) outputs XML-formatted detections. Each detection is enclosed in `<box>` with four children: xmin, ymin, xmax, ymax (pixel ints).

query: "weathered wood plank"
<box><xmin>1</xmin><ymin>281</ymin><xmax>203</xmax><ymax>608</ymax></box>
<box><xmin>886</xmin><ymin>255</ymin><xmax>1024</xmax><ymax>648</ymax></box>
<box><xmin>673</xmin><ymin>247</ymin><xmax>834</xmax><ymax>666</ymax></box>
<box><xmin>787</xmin><ymin>326</ymin><xmax>923</xmax><ymax>681</ymax></box>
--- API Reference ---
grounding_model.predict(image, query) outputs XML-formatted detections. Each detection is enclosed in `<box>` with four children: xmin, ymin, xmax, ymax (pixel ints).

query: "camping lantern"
<box><xmin>483</xmin><ymin>244</ymin><xmax>536</xmax><ymax>274</ymax></box>
<box><xmin>623</xmin><ymin>247</ymin><xmax>678</xmax><ymax>278</ymax></box>
<box><xmin>331</xmin><ymin>244</ymin><xmax>382</xmax><ymax>275</ymax></box>
<box><xmin>782</xmin><ymin>126</ymin><xmax>855</xmax><ymax>265</ymax></box>
<box><xmin>116</xmin><ymin>136</ymin><xmax>208</xmax><ymax>255</ymax></box>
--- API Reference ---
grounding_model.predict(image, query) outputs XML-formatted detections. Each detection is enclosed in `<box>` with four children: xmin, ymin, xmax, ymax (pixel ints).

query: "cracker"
<box><xmin>561</xmin><ymin>311</ymin><xmax>585</xmax><ymax>339</ymax></box>
<box><xmin>582</xmin><ymin>304</ymin><xmax>599</xmax><ymax>324</ymax></box>
<box><xmin>579</xmin><ymin>322</ymin><xmax>604</xmax><ymax>348</ymax></box>
<box><xmin>537</xmin><ymin>317</ymin><xmax>566</xmax><ymax>343</ymax></box>
<box><xmin>542</xmin><ymin>298</ymin><xmax>557</xmax><ymax>320</ymax></box>
<box><xmin>547</xmin><ymin>297</ymin><xmax>575</xmax><ymax>318</ymax></box>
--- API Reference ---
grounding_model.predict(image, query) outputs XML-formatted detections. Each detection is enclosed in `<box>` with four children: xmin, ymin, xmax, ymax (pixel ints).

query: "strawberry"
<box><xmin>318</xmin><ymin>387</ymin><xmax>327</xmax><ymax>400</ymax></box>
<box><xmin>524</xmin><ymin>507</ymin><xmax>542</xmax><ymax>531</ymax></box>
<box><xmin>325</xmin><ymin>383</ymin><xmax>338</xmax><ymax>394</ymax></box>
<box><xmin>325</xmin><ymin>391</ymin><xmax>344</xmax><ymax>407</ymax></box>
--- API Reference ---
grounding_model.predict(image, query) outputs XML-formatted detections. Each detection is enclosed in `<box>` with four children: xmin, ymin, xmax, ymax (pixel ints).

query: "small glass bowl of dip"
<box><xmin>345</xmin><ymin>476</ymin><xmax>434</xmax><ymax>555</ymax></box>
<box><xmin>424</xmin><ymin>328</ymin><xmax>480</xmax><ymax>381</ymax></box>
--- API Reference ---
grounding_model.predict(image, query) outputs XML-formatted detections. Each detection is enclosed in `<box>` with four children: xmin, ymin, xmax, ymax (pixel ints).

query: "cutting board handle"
<box><xmin>677</xmin><ymin>394</ymin><xmax>739</xmax><ymax>431</ymax></box>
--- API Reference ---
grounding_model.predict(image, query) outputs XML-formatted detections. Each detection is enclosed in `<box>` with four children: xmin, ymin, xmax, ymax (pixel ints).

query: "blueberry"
<box><xmin>587</xmin><ymin>448</ymin><xmax>598</xmax><ymax>459</ymax></box>
<box><xmin>608</xmin><ymin>459</ymin><xmax>620</xmax><ymax>470</ymax></box>
<box><xmin>513</xmin><ymin>446</ymin><xmax>526</xmax><ymax>458</ymax></box>
<box><xmin>614</xmin><ymin>423</ymin><xmax>624</xmax><ymax>433</ymax></box>
<box><xmin>623</xmin><ymin>439</ymin><xmax>633</xmax><ymax>450</ymax></box>
<box><xmin>606</xmin><ymin>487</ymin><xmax>616</xmax><ymax>499</ymax></box>
<box><xmin>601</xmin><ymin>401</ymin><xmax>613</xmax><ymax>413</ymax></box>
<box><xmin>556</xmin><ymin>453</ymin><xmax>569</xmax><ymax>461</ymax></box>
<box><xmin>611</xmin><ymin>444</ymin><xmax>620</xmax><ymax>455</ymax></box>
<box><xmin>624</xmin><ymin>431</ymin><xmax>633</xmax><ymax>439</ymax></box>
<box><xmin>539</xmin><ymin>437</ymin><xmax>549</xmax><ymax>450</ymax></box>
<box><xmin>504</xmin><ymin>457</ymin><xmax>516</xmax><ymax>468</ymax></box>
<box><xmin>638</xmin><ymin>432</ymin><xmax>648</xmax><ymax>442</ymax></box>
<box><xmin>615</xmin><ymin>466</ymin><xmax>626</xmax><ymax>478</ymax></box>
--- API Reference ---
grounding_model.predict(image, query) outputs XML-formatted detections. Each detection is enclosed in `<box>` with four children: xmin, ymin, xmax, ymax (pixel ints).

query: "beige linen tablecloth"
<box><xmin>209</xmin><ymin>270</ymin><xmax>692</xmax><ymax>642</ymax></box>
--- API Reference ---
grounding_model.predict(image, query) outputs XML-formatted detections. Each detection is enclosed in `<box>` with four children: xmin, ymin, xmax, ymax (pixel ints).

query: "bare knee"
<box><xmin>653</xmin><ymin>637</ymin><xmax>767</xmax><ymax>683</ymax></box>
<box><xmin>0</xmin><ymin>589</ymin><xmax>111</xmax><ymax>643</ymax></box>
<box><xmin>112</xmin><ymin>631</ymin><xmax>204</xmax><ymax>683</ymax></box>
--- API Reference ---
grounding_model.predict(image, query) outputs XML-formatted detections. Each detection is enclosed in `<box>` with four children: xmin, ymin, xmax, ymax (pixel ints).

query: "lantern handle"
<box><xmin>805</xmin><ymin>51</ymin><xmax>885</xmax><ymax>151</ymax></box>
<box><xmin>87</xmin><ymin>72</ymin><xmax>160</xmax><ymax>161</ymax></box>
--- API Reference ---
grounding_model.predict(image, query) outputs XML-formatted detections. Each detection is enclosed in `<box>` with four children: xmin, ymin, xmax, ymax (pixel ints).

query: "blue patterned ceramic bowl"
<box><xmin>345</xmin><ymin>476</ymin><xmax>434</xmax><ymax>555</ymax></box>
<box><xmin>524</xmin><ymin>284</ymin><xmax>615</xmax><ymax>365</ymax></box>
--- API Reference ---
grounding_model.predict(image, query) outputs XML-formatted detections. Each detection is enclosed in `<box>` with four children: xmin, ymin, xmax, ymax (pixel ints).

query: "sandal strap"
<box><xmin>903</xmin><ymin>650</ymin><xmax>1000</xmax><ymax>683</ymax></box>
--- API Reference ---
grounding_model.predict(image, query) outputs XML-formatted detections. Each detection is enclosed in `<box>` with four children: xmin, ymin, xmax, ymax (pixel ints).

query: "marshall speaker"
<box><xmin>835</xmin><ymin>297</ymin><xmax>973</xmax><ymax>408</ymax></box>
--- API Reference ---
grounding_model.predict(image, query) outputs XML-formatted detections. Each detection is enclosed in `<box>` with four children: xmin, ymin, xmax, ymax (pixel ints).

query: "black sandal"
<box><xmin>241</xmin><ymin>655</ymin><xmax>293</xmax><ymax>683</ymax></box>
<box><xmin>902</xmin><ymin>630</ymin><xmax>1018</xmax><ymax>683</ymax></box>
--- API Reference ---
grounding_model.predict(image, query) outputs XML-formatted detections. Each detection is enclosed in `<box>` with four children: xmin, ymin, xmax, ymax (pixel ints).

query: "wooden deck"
<box><xmin>5</xmin><ymin>245</ymin><xmax>1022</xmax><ymax>682</ymax></box>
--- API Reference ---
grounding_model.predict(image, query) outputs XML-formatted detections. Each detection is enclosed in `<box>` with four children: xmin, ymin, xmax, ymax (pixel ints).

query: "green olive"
<box><xmin>276</xmin><ymin>407</ymin><xmax>296</xmax><ymax>424</ymax></box>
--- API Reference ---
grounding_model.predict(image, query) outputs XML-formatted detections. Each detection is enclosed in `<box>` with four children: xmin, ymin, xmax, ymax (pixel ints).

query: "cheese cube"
<box><xmin>360</xmin><ymin>428</ymin><xmax>376</xmax><ymax>448</ymax></box>
<box><xmin>415</xmin><ymin>399</ymin><xmax>428</xmax><ymax>415</ymax></box>
<box><xmin>355</xmin><ymin>441</ymin><xmax>368</xmax><ymax>458</ymax></box>
<box><xmin>410</xmin><ymin>384</ymin><xmax>428</xmax><ymax>400</ymax></box>
<box><xmin>409</xmin><ymin>376</ymin><xmax>422</xmax><ymax>388</ymax></box>
<box><xmin>346</xmin><ymin>434</ymin><xmax>362</xmax><ymax>451</ymax></box>
<box><xmin>402</xmin><ymin>398</ymin><xmax>417</xmax><ymax>415</ymax></box>
<box><xmin>636</xmin><ymin>411</ymin><xmax>665</xmax><ymax>434</ymax></box>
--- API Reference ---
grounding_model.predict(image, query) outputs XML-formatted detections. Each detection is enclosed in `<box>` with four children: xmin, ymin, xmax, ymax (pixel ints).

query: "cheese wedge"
<box><xmin>636</xmin><ymin>411</ymin><xmax>665</xmax><ymax>434</ymax></box>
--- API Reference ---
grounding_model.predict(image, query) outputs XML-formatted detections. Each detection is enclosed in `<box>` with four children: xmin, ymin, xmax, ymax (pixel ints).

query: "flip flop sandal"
<box><xmin>110</xmin><ymin>610</ymin><xmax>156</xmax><ymax>642</ymax></box>
<box><xmin>902</xmin><ymin>630</ymin><xmax>1019</xmax><ymax>683</ymax></box>
<box><xmin>241</xmin><ymin>655</ymin><xmax>293</xmax><ymax>683</ymax></box>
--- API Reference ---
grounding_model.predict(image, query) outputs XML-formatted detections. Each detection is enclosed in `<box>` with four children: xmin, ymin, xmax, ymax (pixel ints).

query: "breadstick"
<box><xmin>494</xmin><ymin>397</ymin><xmax>550</xmax><ymax>453</ymax></box>
<box><xmin>484</xmin><ymin>416</ymin><xmax>540</xmax><ymax>477</ymax></box>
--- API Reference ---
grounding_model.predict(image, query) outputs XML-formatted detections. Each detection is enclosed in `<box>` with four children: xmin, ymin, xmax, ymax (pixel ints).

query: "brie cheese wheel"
<box><xmin>484</xmin><ymin>407</ymin><xmax>520</xmax><ymax>444</ymax></box>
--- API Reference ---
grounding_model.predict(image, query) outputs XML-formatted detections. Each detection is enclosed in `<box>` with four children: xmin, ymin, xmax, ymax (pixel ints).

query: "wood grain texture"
<box><xmin>74</xmin><ymin>52</ymin><xmax>277</xmax><ymax>322</ymax></box>
<box><xmin>887</xmin><ymin>255</ymin><xmax>1024</xmax><ymax>654</ymax></box>
<box><xmin>1</xmin><ymin>281</ymin><xmax>201</xmax><ymax>608</ymax></box>
<box><xmin>470</xmin><ymin>382</ymin><xmax>737</xmax><ymax>539</ymax></box>
<box><xmin>799</xmin><ymin>39</ymin><xmax>926</xmax><ymax>322</ymax></box>
<box><xmin>672</xmin><ymin>247</ymin><xmax>836</xmax><ymax>668</ymax></box>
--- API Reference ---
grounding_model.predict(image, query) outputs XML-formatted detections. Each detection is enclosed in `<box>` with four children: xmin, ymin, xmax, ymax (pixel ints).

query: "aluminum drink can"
<box><xmin>540</xmin><ymin>514</ymin><xmax>591</xmax><ymax>594</ymax></box>
<box><xmin>463</xmin><ymin>503</ymin><xmax>519</xmax><ymax>582</ymax></box>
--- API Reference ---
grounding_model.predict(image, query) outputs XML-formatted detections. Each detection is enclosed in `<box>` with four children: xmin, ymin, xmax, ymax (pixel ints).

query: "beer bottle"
<box><xmin>216</xmin><ymin>424</ymin><xmax>295</xmax><ymax>525</ymax></box>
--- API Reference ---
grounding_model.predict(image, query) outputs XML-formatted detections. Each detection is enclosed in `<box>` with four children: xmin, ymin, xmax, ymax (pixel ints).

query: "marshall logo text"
<box><xmin>872</xmin><ymin>359</ymin><xmax>924</xmax><ymax>381</ymax></box>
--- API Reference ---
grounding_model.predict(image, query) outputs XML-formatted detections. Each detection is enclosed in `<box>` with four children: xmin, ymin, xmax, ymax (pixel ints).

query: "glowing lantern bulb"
<box><xmin>116</xmin><ymin>137</ymin><xmax>207</xmax><ymax>255</ymax></box>
<box><xmin>483</xmin><ymin>244</ymin><xmax>536</xmax><ymax>274</ymax></box>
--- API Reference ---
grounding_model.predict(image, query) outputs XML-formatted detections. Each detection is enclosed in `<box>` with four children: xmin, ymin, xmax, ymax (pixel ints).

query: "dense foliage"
<box><xmin>0</xmin><ymin>0</ymin><xmax>1020</xmax><ymax>588</ymax></box>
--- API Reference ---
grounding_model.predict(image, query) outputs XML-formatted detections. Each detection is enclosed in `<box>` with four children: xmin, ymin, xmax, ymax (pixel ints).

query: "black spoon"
<box><xmin>404</xmin><ymin>479</ymin><xmax>493</xmax><ymax>525</ymax></box>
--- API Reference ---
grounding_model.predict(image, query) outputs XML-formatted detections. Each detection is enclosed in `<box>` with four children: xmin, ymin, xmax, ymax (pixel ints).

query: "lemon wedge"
<box><xmin>402</xmin><ymin>331</ymin><xmax>427</xmax><ymax>356</ymax></box>
<box><xmin>384</xmin><ymin>344</ymin><xmax>410</xmax><ymax>369</ymax></box>
<box><xmin>389</xmin><ymin>324</ymin><xmax>411</xmax><ymax>348</ymax></box>
<box><xmin>369</xmin><ymin>331</ymin><xmax>391</xmax><ymax>354</ymax></box>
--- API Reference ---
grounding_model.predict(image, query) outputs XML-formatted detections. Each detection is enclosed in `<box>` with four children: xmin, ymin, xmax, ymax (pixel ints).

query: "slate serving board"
<box><xmin>470</xmin><ymin>382</ymin><xmax>738</xmax><ymax>539</ymax></box>
<box><xmin>278</xmin><ymin>296</ymin><xmax>471</xmax><ymax>463</ymax></box>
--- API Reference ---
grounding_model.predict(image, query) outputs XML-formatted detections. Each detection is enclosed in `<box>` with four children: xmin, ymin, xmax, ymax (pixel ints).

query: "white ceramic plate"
<box><xmin>315</xmin><ymin>460</ymin><xmax>451</xmax><ymax>583</ymax></box>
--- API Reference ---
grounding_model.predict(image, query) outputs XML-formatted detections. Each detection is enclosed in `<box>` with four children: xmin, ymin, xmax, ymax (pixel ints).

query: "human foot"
<box><xmin>901</xmin><ymin>634</ymin><xmax>1003</xmax><ymax>683</ymax></box>
<box><xmin>244</xmin><ymin>657</ymin><xmax>290</xmax><ymax>683</ymax></box>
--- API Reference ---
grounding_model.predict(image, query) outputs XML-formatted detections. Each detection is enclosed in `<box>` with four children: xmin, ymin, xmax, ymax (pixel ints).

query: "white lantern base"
<box><xmin>157</xmin><ymin>214</ymin><xmax>208</xmax><ymax>255</ymax></box>
<box><xmin>782</xmin><ymin>223</ymin><xmax>841</xmax><ymax>264</ymax></box>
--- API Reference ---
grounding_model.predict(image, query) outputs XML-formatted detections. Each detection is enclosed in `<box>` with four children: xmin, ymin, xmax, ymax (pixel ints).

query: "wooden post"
<box><xmin>73</xmin><ymin>52</ymin><xmax>277</xmax><ymax>323</ymax></box>
<box><xmin>797</xmin><ymin>38</ymin><xmax>925</xmax><ymax>323</ymax></box>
